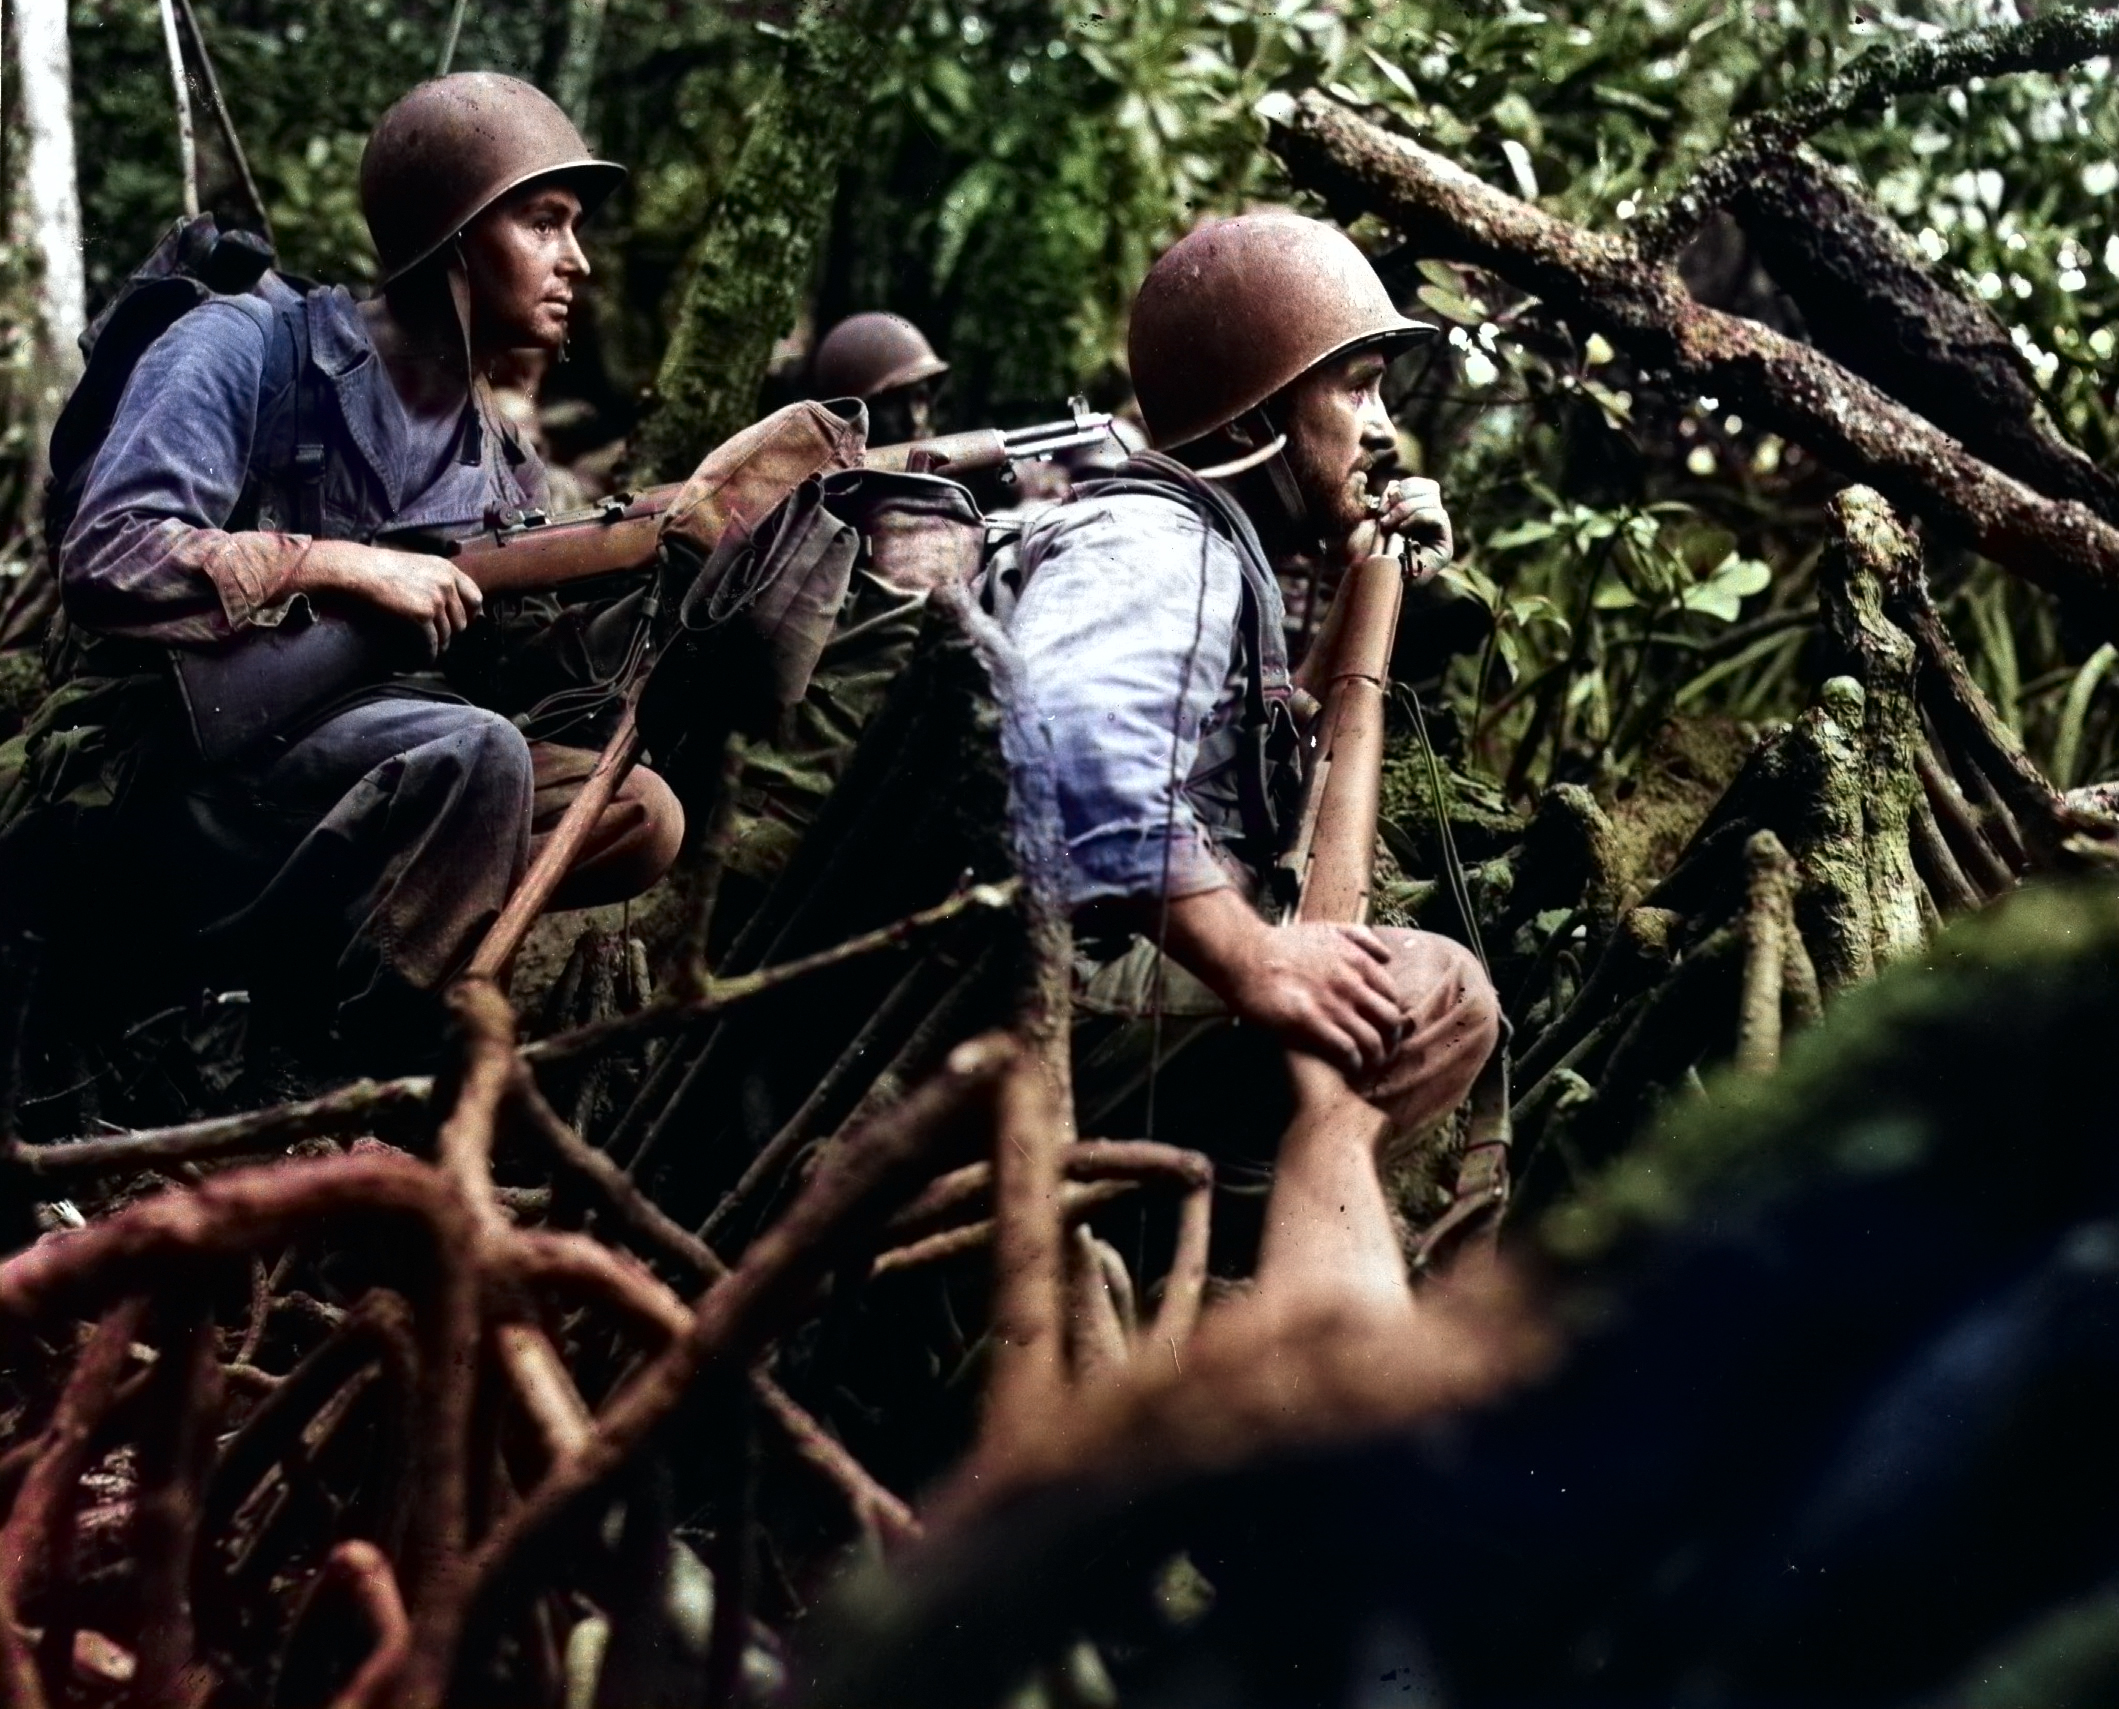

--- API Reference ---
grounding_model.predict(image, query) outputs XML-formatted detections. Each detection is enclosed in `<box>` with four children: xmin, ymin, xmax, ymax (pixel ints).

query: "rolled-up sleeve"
<box><xmin>60</xmin><ymin>298</ymin><xmax>313</xmax><ymax>644</ymax></box>
<box><xmin>1010</xmin><ymin>493</ymin><xmax>1244</xmax><ymax>909</ymax></box>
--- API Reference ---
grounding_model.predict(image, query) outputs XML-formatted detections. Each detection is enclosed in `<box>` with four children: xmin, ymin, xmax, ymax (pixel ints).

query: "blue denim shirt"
<box><xmin>1009</xmin><ymin>489</ymin><xmax>1282</xmax><ymax>910</ymax></box>
<box><xmin>61</xmin><ymin>280</ymin><xmax>544</xmax><ymax>646</ymax></box>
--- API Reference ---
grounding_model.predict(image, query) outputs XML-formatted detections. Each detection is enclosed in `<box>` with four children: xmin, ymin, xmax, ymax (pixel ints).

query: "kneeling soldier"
<box><xmin>1007</xmin><ymin>212</ymin><xmax>1502</xmax><ymax>1316</ymax></box>
<box><xmin>44</xmin><ymin>74</ymin><xmax>684</xmax><ymax>1056</ymax></box>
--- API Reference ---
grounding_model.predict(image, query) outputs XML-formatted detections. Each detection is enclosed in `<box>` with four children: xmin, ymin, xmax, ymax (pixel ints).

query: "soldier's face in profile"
<box><xmin>463</xmin><ymin>183</ymin><xmax>590</xmax><ymax>352</ymax></box>
<box><xmin>1277</xmin><ymin>349</ymin><xmax>1398</xmax><ymax>542</ymax></box>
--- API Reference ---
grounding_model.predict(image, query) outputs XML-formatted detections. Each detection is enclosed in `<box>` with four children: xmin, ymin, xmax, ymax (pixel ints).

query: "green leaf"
<box><xmin>1671</xmin><ymin>523</ymin><xmax>1738</xmax><ymax>578</ymax></box>
<box><xmin>1582</xmin><ymin>378</ymin><xmax>1634</xmax><ymax>426</ymax></box>
<box><xmin>1364</xmin><ymin>46</ymin><xmax>1421</xmax><ymax>103</ymax></box>
<box><xmin>1678</xmin><ymin>554</ymin><xmax>1772</xmax><ymax>622</ymax></box>
<box><xmin>1441</xmin><ymin>563</ymin><xmax>1500</xmax><ymax>607</ymax></box>
<box><xmin>1495</xmin><ymin>626</ymin><xmax>1522</xmax><ymax>678</ymax></box>
<box><xmin>1506</xmin><ymin>593</ymin><xmax>1571</xmax><ymax>639</ymax></box>
<box><xmin>1416</xmin><ymin>282</ymin><xmax>1487</xmax><ymax>324</ymax></box>
<box><xmin>1485</xmin><ymin>518</ymin><xmax>1559</xmax><ymax>551</ymax></box>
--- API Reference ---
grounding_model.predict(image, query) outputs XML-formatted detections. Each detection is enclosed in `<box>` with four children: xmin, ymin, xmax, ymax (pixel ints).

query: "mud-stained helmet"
<box><xmin>1127</xmin><ymin>211</ymin><xmax>1433</xmax><ymax>452</ymax></box>
<box><xmin>361</xmin><ymin>73</ymin><xmax>624</xmax><ymax>284</ymax></box>
<box><xmin>813</xmin><ymin>312</ymin><xmax>951</xmax><ymax>401</ymax></box>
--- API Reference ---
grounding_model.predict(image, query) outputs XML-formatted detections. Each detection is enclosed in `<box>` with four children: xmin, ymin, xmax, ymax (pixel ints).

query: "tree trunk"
<box><xmin>14</xmin><ymin>0</ymin><xmax>83</xmax><ymax>474</ymax></box>
<box><xmin>553</xmin><ymin>0</ymin><xmax>609</xmax><ymax>129</ymax></box>
<box><xmin>630</xmin><ymin>0</ymin><xmax>915</xmax><ymax>484</ymax></box>
<box><xmin>2</xmin><ymin>0</ymin><xmax>85</xmax><ymax>646</ymax></box>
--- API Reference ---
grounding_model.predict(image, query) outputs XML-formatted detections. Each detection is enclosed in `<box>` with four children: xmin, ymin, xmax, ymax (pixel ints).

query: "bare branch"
<box><xmin>522</xmin><ymin>881</ymin><xmax>1020</xmax><ymax>1067</ymax></box>
<box><xmin>11</xmin><ymin>1076</ymin><xmax>433</xmax><ymax>1179</ymax></box>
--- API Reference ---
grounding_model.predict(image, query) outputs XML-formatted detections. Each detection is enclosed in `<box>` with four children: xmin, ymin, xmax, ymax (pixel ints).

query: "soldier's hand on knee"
<box><xmin>1227</xmin><ymin>920</ymin><xmax>1405</xmax><ymax>1079</ymax></box>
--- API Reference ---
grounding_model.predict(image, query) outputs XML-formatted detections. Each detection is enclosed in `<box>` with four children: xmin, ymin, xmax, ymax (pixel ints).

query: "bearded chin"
<box><xmin>1311</xmin><ymin>476</ymin><xmax>1369</xmax><ymax>543</ymax></box>
<box><xmin>1284</xmin><ymin>447</ymin><xmax>1366</xmax><ymax>543</ymax></box>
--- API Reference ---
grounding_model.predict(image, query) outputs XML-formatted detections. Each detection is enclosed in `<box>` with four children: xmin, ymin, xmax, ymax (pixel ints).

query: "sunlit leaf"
<box><xmin>1416</xmin><ymin>282</ymin><xmax>1487</xmax><ymax>323</ymax></box>
<box><xmin>1364</xmin><ymin>45</ymin><xmax>1422</xmax><ymax>103</ymax></box>
<box><xmin>1442</xmin><ymin>563</ymin><xmax>1501</xmax><ymax>607</ymax></box>
<box><xmin>1485</xmin><ymin>518</ymin><xmax>1560</xmax><ymax>551</ymax></box>
<box><xmin>1677</xmin><ymin>554</ymin><xmax>1772</xmax><ymax>622</ymax></box>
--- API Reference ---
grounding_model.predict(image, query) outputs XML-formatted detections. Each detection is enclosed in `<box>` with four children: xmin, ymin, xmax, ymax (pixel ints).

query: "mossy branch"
<box><xmin>1270</xmin><ymin>92</ymin><xmax>2119</xmax><ymax>627</ymax></box>
<box><xmin>1639</xmin><ymin>6</ymin><xmax>2119</xmax><ymax>258</ymax></box>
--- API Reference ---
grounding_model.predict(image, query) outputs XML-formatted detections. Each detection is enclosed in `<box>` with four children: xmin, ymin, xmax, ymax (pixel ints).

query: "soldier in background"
<box><xmin>811</xmin><ymin>311</ymin><xmax>949</xmax><ymax>444</ymax></box>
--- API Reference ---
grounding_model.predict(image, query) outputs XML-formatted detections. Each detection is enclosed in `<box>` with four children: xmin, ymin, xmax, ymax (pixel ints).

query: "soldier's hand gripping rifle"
<box><xmin>167</xmin><ymin>399</ymin><xmax>1117</xmax><ymax>766</ymax></box>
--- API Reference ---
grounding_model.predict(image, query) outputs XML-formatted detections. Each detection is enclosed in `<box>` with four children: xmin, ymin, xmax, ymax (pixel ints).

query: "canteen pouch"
<box><xmin>657</xmin><ymin>396</ymin><xmax>868</xmax><ymax>563</ymax></box>
<box><xmin>167</xmin><ymin>607</ymin><xmax>402</xmax><ymax>767</ymax></box>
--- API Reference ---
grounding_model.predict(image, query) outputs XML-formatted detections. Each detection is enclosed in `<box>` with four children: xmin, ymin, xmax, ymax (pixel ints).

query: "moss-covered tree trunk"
<box><xmin>632</xmin><ymin>0</ymin><xmax>914</xmax><ymax>484</ymax></box>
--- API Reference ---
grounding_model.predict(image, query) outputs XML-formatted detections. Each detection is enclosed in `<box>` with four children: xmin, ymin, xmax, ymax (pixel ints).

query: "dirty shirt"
<box><xmin>1008</xmin><ymin>489</ymin><xmax>1279</xmax><ymax>910</ymax></box>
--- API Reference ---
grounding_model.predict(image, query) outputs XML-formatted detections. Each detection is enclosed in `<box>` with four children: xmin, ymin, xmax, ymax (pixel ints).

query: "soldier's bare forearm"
<box><xmin>289</xmin><ymin>540</ymin><xmax>484</xmax><ymax>656</ymax></box>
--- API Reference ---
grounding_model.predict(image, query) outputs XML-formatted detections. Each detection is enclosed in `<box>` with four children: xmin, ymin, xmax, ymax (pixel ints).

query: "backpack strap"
<box><xmin>235</xmin><ymin>294</ymin><xmax>334</xmax><ymax>539</ymax></box>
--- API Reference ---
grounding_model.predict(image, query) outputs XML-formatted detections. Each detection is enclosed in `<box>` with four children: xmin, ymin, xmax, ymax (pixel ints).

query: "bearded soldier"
<box><xmin>1006</xmin><ymin>212</ymin><xmax>1502</xmax><ymax>1316</ymax></box>
<box><xmin>18</xmin><ymin>74</ymin><xmax>684</xmax><ymax>1059</ymax></box>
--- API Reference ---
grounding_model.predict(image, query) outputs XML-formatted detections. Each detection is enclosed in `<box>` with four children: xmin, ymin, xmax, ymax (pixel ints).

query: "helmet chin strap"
<box><xmin>1233</xmin><ymin>405</ymin><xmax>1325</xmax><ymax>561</ymax></box>
<box><xmin>447</xmin><ymin>239</ymin><xmax>503</xmax><ymax>487</ymax></box>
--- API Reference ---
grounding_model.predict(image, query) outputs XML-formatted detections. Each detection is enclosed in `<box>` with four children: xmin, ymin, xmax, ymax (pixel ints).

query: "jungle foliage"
<box><xmin>4</xmin><ymin>6</ymin><xmax>2119</xmax><ymax>1702</ymax></box>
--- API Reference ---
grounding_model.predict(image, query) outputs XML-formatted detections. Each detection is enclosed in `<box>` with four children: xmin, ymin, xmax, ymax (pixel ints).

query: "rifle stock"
<box><xmin>169</xmin><ymin>408</ymin><xmax>1116</xmax><ymax>765</ymax></box>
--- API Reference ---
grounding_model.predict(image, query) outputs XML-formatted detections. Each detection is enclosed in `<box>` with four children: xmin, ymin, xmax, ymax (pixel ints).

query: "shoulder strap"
<box><xmin>1072</xmin><ymin>451</ymin><xmax>1293</xmax><ymax>698</ymax></box>
<box><xmin>237</xmin><ymin>293</ymin><xmax>334</xmax><ymax>537</ymax></box>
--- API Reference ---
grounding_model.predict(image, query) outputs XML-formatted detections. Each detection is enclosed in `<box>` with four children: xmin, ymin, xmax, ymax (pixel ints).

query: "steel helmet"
<box><xmin>1128</xmin><ymin>211</ymin><xmax>1433</xmax><ymax>451</ymax></box>
<box><xmin>813</xmin><ymin>312</ymin><xmax>950</xmax><ymax>400</ymax></box>
<box><xmin>361</xmin><ymin>73</ymin><xmax>624</xmax><ymax>284</ymax></box>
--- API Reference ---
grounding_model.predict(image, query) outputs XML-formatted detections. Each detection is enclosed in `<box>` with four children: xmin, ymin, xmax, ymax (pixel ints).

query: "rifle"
<box><xmin>1280</xmin><ymin>545</ymin><xmax>1405</xmax><ymax>926</ymax></box>
<box><xmin>1278</xmin><ymin>531</ymin><xmax>1513</xmax><ymax>1276</ymax></box>
<box><xmin>168</xmin><ymin>400</ymin><xmax>1117</xmax><ymax>764</ymax></box>
<box><xmin>445</xmin><ymin>397</ymin><xmax>1117</xmax><ymax>596</ymax></box>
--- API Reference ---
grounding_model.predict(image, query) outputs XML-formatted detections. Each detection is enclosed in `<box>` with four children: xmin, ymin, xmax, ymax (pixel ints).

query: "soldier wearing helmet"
<box><xmin>41</xmin><ymin>73</ymin><xmax>683</xmax><ymax>1058</ymax></box>
<box><xmin>1006</xmin><ymin>211</ymin><xmax>1501</xmax><ymax>1319</ymax></box>
<box><xmin>812</xmin><ymin>311</ymin><xmax>949</xmax><ymax>444</ymax></box>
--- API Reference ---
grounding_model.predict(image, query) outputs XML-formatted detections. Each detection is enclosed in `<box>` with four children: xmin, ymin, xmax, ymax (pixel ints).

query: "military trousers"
<box><xmin>146</xmin><ymin>692</ymin><xmax>681</xmax><ymax>1050</ymax></box>
<box><xmin>1071</xmin><ymin>925</ymin><xmax>1501</xmax><ymax>1160</ymax></box>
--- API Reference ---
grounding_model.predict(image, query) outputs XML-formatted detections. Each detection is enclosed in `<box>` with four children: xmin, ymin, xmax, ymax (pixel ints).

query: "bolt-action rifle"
<box><xmin>167</xmin><ymin>401</ymin><xmax>1117</xmax><ymax>766</ymax></box>
<box><xmin>1277</xmin><ymin>525</ymin><xmax>1512</xmax><ymax>1271</ymax></box>
<box><xmin>444</xmin><ymin>398</ymin><xmax>1117</xmax><ymax>595</ymax></box>
<box><xmin>1279</xmin><ymin>519</ymin><xmax>1515</xmax><ymax>1271</ymax></box>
